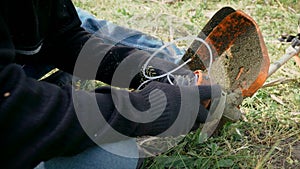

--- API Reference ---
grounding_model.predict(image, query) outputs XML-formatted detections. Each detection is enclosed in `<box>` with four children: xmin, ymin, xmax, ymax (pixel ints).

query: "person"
<box><xmin>0</xmin><ymin>0</ymin><xmax>221</xmax><ymax>169</ymax></box>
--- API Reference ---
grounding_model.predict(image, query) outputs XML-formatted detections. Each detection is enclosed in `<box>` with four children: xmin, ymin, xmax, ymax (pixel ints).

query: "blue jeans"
<box><xmin>35</xmin><ymin>139</ymin><xmax>139</xmax><ymax>169</ymax></box>
<box><xmin>34</xmin><ymin>7</ymin><xmax>184</xmax><ymax>169</ymax></box>
<box><xmin>76</xmin><ymin>7</ymin><xmax>184</xmax><ymax>64</ymax></box>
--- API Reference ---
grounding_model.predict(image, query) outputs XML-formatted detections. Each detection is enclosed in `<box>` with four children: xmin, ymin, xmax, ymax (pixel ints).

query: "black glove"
<box><xmin>97</xmin><ymin>81</ymin><xmax>221</xmax><ymax>139</ymax></box>
<box><xmin>130</xmin><ymin>64</ymin><xmax>200</xmax><ymax>90</ymax></box>
<box><xmin>130</xmin><ymin>66</ymin><xmax>175</xmax><ymax>89</ymax></box>
<box><xmin>133</xmin><ymin>81</ymin><xmax>221</xmax><ymax>136</ymax></box>
<box><xmin>95</xmin><ymin>45</ymin><xmax>196</xmax><ymax>89</ymax></box>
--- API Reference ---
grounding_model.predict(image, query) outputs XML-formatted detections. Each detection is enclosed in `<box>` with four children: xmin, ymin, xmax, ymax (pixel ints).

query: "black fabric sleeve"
<box><xmin>0</xmin><ymin>64</ymin><xmax>96</xmax><ymax>169</ymax></box>
<box><xmin>0</xmin><ymin>15</ymin><xmax>15</xmax><ymax>68</ymax></box>
<box><xmin>39</xmin><ymin>31</ymin><xmax>195</xmax><ymax>89</ymax></box>
<box><xmin>30</xmin><ymin>0</ymin><xmax>194</xmax><ymax>88</ymax></box>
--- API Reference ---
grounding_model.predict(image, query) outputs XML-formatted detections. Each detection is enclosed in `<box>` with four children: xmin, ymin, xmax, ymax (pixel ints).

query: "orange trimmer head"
<box><xmin>182</xmin><ymin>6</ymin><xmax>270</xmax><ymax>97</ymax></box>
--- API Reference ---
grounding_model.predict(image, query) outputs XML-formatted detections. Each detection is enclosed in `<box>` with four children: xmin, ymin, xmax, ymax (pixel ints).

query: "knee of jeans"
<box><xmin>41</xmin><ymin>140</ymin><xmax>139</xmax><ymax>169</ymax></box>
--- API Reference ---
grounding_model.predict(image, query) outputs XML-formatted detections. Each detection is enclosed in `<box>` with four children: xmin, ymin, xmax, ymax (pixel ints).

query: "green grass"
<box><xmin>73</xmin><ymin>0</ymin><xmax>300</xmax><ymax>168</ymax></box>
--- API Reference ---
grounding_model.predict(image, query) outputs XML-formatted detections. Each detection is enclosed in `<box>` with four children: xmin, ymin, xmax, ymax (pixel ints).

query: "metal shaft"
<box><xmin>268</xmin><ymin>45</ymin><xmax>300</xmax><ymax>78</ymax></box>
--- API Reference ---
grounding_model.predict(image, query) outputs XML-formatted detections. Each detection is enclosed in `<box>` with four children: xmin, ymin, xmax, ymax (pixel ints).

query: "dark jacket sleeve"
<box><xmin>31</xmin><ymin>0</ymin><xmax>194</xmax><ymax>88</ymax></box>
<box><xmin>0</xmin><ymin>64</ymin><xmax>95</xmax><ymax>169</ymax></box>
<box><xmin>39</xmin><ymin>26</ymin><xmax>195</xmax><ymax>88</ymax></box>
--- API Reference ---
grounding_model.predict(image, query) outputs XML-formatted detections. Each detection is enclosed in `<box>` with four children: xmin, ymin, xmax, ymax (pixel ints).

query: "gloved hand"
<box><xmin>130</xmin><ymin>65</ymin><xmax>199</xmax><ymax>90</ymax></box>
<box><xmin>100</xmin><ymin>81</ymin><xmax>221</xmax><ymax>138</ymax></box>
<box><xmin>130</xmin><ymin>66</ymin><xmax>171</xmax><ymax>89</ymax></box>
<box><xmin>96</xmin><ymin>45</ymin><xmax>196</xmax><ymax>89</ymax></box>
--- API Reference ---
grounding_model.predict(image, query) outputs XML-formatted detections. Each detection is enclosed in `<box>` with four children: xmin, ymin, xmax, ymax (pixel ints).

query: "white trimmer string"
<box><xmin>137</xmin><ymin>35</ymin><xmax>213</xmax><ymax>90</ymax></box>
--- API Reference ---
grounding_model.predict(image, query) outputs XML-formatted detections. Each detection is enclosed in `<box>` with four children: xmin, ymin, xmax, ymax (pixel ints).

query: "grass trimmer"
<box><xmin>182</xmin><ymin>6</ymin><xmax>300</xmax><ymax>138</ymax></box>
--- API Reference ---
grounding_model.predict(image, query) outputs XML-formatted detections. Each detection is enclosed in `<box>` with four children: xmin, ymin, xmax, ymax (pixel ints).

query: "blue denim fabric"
<box><xmin>35</xmin><ymin>139</ymin><xmax>139</xmax><ymax>169</ymax></box>
<box><xmin>76</xmin><ymin>7</ymin><xmax>184</xmax><ymax>64</ymax></box>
